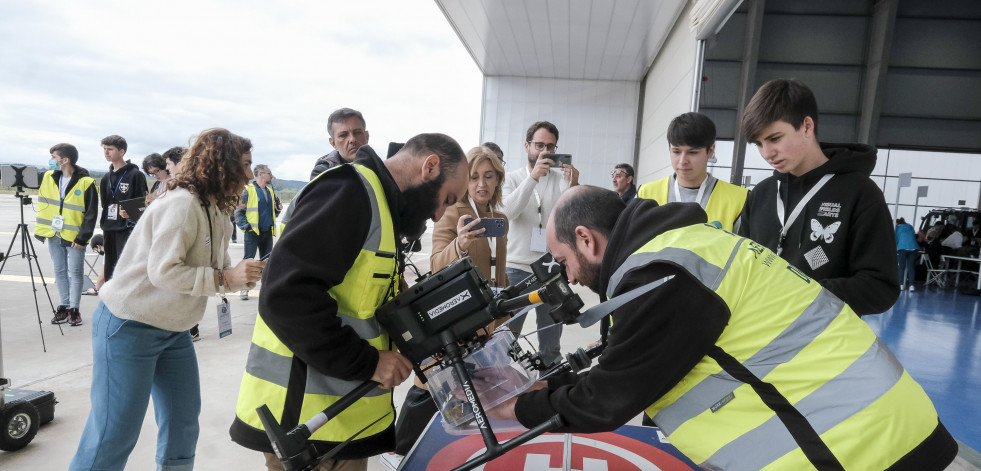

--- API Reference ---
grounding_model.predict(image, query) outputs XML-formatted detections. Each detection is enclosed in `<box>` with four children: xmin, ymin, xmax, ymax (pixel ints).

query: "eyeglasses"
<box><xmin>528</xmin><ymin>141</ymin><xmax>557</xmax><ymax>152</ymax></box>
<box><xmin>611</xmin><ymin>170</ymin><xmax>629</xmax><ymax>177</ymax></box>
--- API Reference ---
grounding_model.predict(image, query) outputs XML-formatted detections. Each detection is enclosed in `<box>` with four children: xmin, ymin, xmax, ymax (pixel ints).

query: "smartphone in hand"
<box><xmin>463</xmin><ymin>217</ymin><xmax>506</xmax><ymax>238</ymax></box>
<box><xmin>546</xmin><ymin>154</ymin><xmax>572</xmax><ymax>168</ymax></box>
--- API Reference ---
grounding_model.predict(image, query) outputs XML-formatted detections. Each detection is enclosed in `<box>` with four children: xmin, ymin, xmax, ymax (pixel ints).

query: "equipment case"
<box><xmin>4</xmin><ymin>388</ymin><xmax>56</xmax><ymax>425</ymax></box>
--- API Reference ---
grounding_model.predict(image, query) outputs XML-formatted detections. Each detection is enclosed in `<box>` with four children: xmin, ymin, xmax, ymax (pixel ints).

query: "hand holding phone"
<box><xmin>463</xmin><ymin>217</ymin><xmax>506</xmax><ymax>238</ymax></box>
<box><xmin>547</xmin><ymin>154</ymin><xmax>572</xmax><ymax>168</ymax></box>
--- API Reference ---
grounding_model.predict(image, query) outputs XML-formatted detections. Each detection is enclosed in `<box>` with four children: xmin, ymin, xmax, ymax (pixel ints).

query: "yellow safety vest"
<box><xmin>637</xmin><ymin>177</ymin><xmax>748</xmax><ymax>232</ymax></box>
<box><xmin>608</xmin><ymin>223</ymin><xmax>942</xmax><ymax>470</ymax></box>
<box><xmin>234</xmin><ymin>164</ymin><xmax>400</xmax><ymax>444</ymax></box>
<box><xmin>34</xmin><ymin>171</ymin><xmax>96</xmax><ymax>243</ymax></box>
<box><xmin>245</xmin><ymin>183</ymin><xmax>278</xmax><ymax>236</ymax></box>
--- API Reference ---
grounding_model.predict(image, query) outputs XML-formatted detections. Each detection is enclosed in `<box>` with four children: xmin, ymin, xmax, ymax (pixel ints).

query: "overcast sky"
<box><xmin>0</xmin><ymin>0</ymin><xmax>483</xmax><ymax>181</ymax></box>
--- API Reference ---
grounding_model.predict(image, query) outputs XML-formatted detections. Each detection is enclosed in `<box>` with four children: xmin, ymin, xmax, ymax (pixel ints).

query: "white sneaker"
<box><xmin>909</xmin><ymin>285</ymin><xmax>916</xmax><ymax>292</ymax></box>
<box><xmin>379</xmin><ymin>452</ymin><xmax>404</xmax><ymax>470</ymax></box>
<box><xmin>240</xmin><ymin>290</ymin><xmax>249</xmax><ymax>300</ymax></box>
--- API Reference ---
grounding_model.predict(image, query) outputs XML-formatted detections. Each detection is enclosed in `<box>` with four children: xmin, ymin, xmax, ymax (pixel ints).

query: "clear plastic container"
<box><xmin>424</xmin><ymin>330</ymin><xmax>537</xmax><ymax>433</ymax></box>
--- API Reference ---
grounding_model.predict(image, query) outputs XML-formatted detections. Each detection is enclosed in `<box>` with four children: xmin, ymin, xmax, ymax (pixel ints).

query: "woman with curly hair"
<box><xmin>69</xmin><ymin>129</ymin><xmax>266</xmax><ymax>471</ymax></box>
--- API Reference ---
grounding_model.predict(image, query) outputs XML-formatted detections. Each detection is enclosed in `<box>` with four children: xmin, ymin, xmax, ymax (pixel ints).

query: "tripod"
<box><xmin>0</xmin><ymin>189</ymin><xmax>63</xmax><ymax>352</ymax></box>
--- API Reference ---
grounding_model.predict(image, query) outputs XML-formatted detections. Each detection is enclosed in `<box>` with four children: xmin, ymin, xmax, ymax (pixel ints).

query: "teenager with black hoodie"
<box><xmin>489</xmin><ymin>186</ymin><xmax>956</xmax><ymax>470</ymax></box>
<box><xmin>736</xmin><ymin>79</ymin><xmax>899</xmax><ymax>315</ymax></box>
<box><xmin>97</xmin><ymin>135</ymin><xmax>148</xmax><ymax>288</ymax></box>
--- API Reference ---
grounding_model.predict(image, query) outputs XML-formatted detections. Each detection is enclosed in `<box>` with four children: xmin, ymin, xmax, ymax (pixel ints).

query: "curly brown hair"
<box><xmin>167</xmin><ymin>128</ymin><xmax>252</xmax><ymax>214</ymax></box>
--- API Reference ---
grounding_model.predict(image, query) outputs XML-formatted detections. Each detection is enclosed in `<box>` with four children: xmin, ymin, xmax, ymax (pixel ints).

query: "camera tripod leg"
<box><xmin>0</xmin><ymin>222</ymin><xmax>62</xmax><ymax>352</ymax></box>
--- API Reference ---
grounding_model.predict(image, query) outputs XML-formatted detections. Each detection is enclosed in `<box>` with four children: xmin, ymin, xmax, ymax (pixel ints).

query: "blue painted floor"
<box><xmin>864</xmin><ymin>287</ymin><xmax>981</xmax><ymax>451</ymax></box>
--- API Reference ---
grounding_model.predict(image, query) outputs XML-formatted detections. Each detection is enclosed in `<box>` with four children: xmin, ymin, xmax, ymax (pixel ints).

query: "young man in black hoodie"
<box><xmin>488</xmin><ymin>186</ymin><xmax>956</xmax><ymax>470</ymax></box>
<box><xmin>97</xmin><ymin>135</ymin><xmax>148</xmax><ymax>289</ymax></box>
<box><xmin>737</xmin><ymin>79</ymin><xmax>899</xmax><ymax>315</ymax></box>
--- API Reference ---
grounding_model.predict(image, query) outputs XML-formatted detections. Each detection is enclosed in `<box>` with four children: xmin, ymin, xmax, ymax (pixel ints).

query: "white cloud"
<box><xmin>0</xmin><ymin>0</ymin><xmax>483</xmax><ymax>180</ymax></box>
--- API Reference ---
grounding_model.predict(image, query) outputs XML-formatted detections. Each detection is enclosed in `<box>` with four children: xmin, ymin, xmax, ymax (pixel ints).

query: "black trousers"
<box><xmin>102</xmin><ymin>229</ymin><xmax>131</xmax><ymax>281</ymax></box>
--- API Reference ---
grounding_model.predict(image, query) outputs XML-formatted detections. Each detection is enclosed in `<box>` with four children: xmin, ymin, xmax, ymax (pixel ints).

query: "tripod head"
<box><xmin>0</xmin><ymin>164</ymin><xmax>41</xmax><ymax>213</ymax></box>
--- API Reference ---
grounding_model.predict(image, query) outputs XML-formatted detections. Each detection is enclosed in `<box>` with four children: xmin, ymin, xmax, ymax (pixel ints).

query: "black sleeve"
<box><xmin>514</xmin><ymin>263</ymin><xmax>729</xmax><ymax>432</ymax></box>
<box><xmin>99</xmin><ymin>174</ymin><xmax>109</xmax><ymax>227</ymax></box>
<box><xmin>257</xmin><ymin>168</ymin><xmax>378</xmax><ymax>381</ymax></box>
<box><xmin>75</xmin><ymin>184</ymin><xmax>99</xmax><ymax>246</ymax></box>
<box><xmin>819</xmin><ymin>183</ymin><xmax>900</xmax><ymax>315</ymax></box>
<box><xmin>310</xmin><ymin>159</ymin><xmax>333</xmax><ymax>181</ymax></box>
<box><xmin>737</xmin><ymin>189</ymin><xmax>753</xmax><ymax>238</ymax></box>
<box><xmin>133</xmin><ymin>173</ymin><xmax>148</xmax><ymax>198</ymax></box>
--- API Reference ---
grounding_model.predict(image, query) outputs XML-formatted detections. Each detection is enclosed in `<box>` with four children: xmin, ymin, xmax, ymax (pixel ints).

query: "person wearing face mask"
<box><xmin>230</xmin><ymin>133</ymin><xmax>470</xmax><ymax>471</ymax></box>
<box><xmin>35</xmin><ymin>143</ymin><xmax>99</xmax><ymax>326</ymax></box>
<box><xmin>637</xmin><ymin>112</ymin><xmax>748</xmax><ymax>232</ymax></box>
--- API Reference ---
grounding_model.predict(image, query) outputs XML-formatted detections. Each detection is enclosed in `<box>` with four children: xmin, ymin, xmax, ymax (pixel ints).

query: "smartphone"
<box><xmin>546</xmin><ymin>154</ymin><xmax>572</xmax><ymax>168</ymax></box>
<box><xmin>463</xmin><ymin>217</ymin><xmax>506</xmax><ymax>238</ymax></box>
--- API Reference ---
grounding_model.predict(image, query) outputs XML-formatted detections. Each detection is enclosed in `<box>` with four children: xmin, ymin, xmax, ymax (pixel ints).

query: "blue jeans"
<box><xmin>243</xmin><ymin>228</ymin><xmax>273</xmax><ymax>260</ymax></box>
<box><xmin>70</xmin><ymin>302</ymin><xmax>200</xmax><ymax>471</ymax></box>
<box><xmin>504</xmin><ymin>267</ymin><xmax>563</xmax><ymax>366</ymax></box>
<box><xmin>898</xmin><ymin>249</ymin><xmax>918</xmax><ymax>287</ymax></box>
<box><xmin>48</xmin><ymin>235</ymin><xmax>85</xmax><ymax>309</ymax></box>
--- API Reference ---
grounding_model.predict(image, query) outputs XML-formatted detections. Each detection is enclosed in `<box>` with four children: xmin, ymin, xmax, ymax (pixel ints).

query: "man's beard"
<box><xmin>400</xmin><ymin>172</ymin><xmax>445</xmax><ymax>240</ymax></box>
<box><xmin>575</xmin><ymin>248</ymin><xmax>603</xmax><ymax>294</ymax></box>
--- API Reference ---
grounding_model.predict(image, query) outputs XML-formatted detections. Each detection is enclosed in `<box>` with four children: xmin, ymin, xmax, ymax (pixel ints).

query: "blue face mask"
<box><xmin>49</xmin><ymin>159</ymin><xmax>60</xmax><ymax>170</ymax></box>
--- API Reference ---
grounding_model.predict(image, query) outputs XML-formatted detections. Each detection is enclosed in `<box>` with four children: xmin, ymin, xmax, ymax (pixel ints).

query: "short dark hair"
<box><xmin>668</xmin><ymin>112</ymin><xmax>716</xmax><ymax>149</ymax></box>
<box><xmin>141</xmin><ymin>153</ymin><xmax>166</xmax><ymax>175</ymax></box>
<box><xmin>50</xmin><ymin>143</ymin><xmax>78</xmax><ymax>166</ymax></box>
<box><xmin>327</xmin><ymin>108</ymin><xmax>366</xmax><ymax>138</ymax></box>
<box><xmin>400</xmin><ymin>133</ymin><xmax>466</xmax><ymax>177</ymax></box>
<box><xmin>742</xmin><ymin>78</ymin><xmax>819</xmax><ymax>143</ymax></box>
<box><xmin>100</xmin><ymin>135</ymin><xmax>127</xmax><ymax>152</ymax></box>
<box><xmin>162</xmin><ymin>146</ymin><xmax>187</xmax><ymax>165</ymax></box>
<box><xmin>481</xmin><ymin>141</ymin><xmax>505</xmax><ymax>161</ymax></box>
<box><xmin>525</xmin><ymin>121</ymin><xmax>559</xmax><ymax>143</ymax></box>
<box><xmin>553</xmin><ymin>186</ymin><xmax>625</xmax><ymax>248</ymax></box>
<box><xmin>614</xmin><ymin>163</ymin><xmax>634</xmax><ymax>178</ymax></box>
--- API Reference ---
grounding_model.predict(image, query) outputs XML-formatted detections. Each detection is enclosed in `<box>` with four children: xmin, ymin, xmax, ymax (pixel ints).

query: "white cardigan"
<box><xmin>100</xmin><ymin>187</ymin><xmax>246</xmax><ymax>332</ymax></box>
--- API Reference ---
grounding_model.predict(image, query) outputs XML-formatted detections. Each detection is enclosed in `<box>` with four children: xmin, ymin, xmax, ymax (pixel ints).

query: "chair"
<box><xmin>921</xmin><ymin>251</ymin><xmax>947</xmax><ymax>289</ymax></box>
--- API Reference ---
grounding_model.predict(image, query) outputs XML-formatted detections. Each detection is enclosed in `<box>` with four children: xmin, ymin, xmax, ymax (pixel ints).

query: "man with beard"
<box><xmin>501</xmin><ymin>120</ymin><xmax>579</xmax><ymax>366</ymax></box>
<box><xmin>310</xmin><ymin>108</ymin><xmax>370</xmax><ymax>180</ymax></box>
<box><xmin>488</xmin><ymin>186</ymin><xmax>957</xmax><ymax>470</ymax></box>
<box><xmin>230</xmin><ymin>133</ymin><xmax>469</xmax><ymax>471</ymax></box>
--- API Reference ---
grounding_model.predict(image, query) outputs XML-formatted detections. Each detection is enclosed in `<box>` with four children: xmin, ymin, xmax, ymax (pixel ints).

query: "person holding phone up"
<box><xmin>501</xmin><ymin>121</ymin><xmax>579</xmax><ymax>367</ymax></box>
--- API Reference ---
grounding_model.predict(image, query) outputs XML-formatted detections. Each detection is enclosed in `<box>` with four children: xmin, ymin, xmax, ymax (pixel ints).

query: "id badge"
<box><xmin>530</xmin><ymin>226</ymin><xmax>547</xmax><ymax>253</ymax></box>
<box><xmin>51</xmin><ymin>215</ymin><xmax>65</xmax><ymax>231</ymax></box>
<box><xmin>107</xmin><ymin>204</ymin><xmax>118</xmax><ymax>221</ymax></box>
<box><xmin>217</xmin><ymin>297</ymin><xmax>233</xmax><ymax>338</ymax></box>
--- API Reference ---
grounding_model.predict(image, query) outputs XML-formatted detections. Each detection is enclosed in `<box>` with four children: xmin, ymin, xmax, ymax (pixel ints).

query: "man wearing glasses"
<box><xmin>501</xmin><ymin>120</ymin><xmax>579</xmax><ymax>367</ymax></box>
<box><xmin>611</xmin><ymin>163</ymin><xmax>637</xmax><ymax>203</ymax></box>
<box><xmin>239</xmin><ymin>164</ymin><xmax>281</xmax><ymax>300</ymax></box>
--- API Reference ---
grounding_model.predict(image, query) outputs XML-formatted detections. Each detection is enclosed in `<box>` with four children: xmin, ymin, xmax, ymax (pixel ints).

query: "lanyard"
<box><xmin>672</xmin><ymin>175</ymin><xmax>709</xmax><ymax>208</ymax></box>
<box><xmin>202</xmin><ymin>201</ymin><xmax>227</xmax><ymax>299</ymax></box>
<box><xmin>468</xmin><ymin>196</ymin><xmax>499</xmax><ymax>282</ymax></box>
<box><xmin>59</xmin><ymin>175</ymin><xmax>70</xmax><ymax>200</ymax></box>
<box><xmin>526</xmin><ymin>167</ymin><xmax>544</xmax><ymax>228</ymax></box>
<box><xmin>775</xmin><ymin>174</ymin><xmax>834</xmax><ymax>255</ymax></box>
<box><xmin>110</xmin><ymin>169</ymin><xmax>129</xmax><ymax>199</ymax></box>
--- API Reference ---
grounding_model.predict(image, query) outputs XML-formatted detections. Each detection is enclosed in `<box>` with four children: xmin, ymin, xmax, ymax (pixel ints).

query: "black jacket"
<box><xmin>309</xmin><ymin>150</ymin><xmax>347</xmax><ymax>181</ymax></box>
<box><xmin>37</xmin><ymin>167</ymin><xmax>99</xmax><ymax>247</ymax></box>
<box><xmin>99</xmin><ymin>161</ymin><xmax>148</xmax><ymax>232</ymax></box>
<box><xmin>516</xmin><ymin>200</ymin><xmax>730</xmax><ymax>433</ymax></box>
<box><xmin>230</xmin><ymin>146</ymin><xmax>406</xmax><ymax>458</ymax></box>
<box><xmin>737</xmin><ymin>143</ymin><xmax>899</xmax><ymax>315</ymax></box>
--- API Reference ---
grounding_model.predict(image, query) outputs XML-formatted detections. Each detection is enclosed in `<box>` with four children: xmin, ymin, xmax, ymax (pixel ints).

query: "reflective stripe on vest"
<box><xmin>34</xmin><ymin>171</ymin><xmax>95</xmax><ymax>243</ymax></box>
<box><xmin>636</xmin><ymin>177</ymin><xmax>748</xmax><ymax>232</ymax></box>
<box><xmin>608</xmin><ymin>223</ymin><xmax>941</xmax><ymax>470</ymax></box>
<box><xmin>245</xmin><ymin>183</ymin><xmax>277</xmax><ymax>236</ymax></box>
<box><xmin>235</xmin><ymin>164</ymin><xmax>399</xmax><ymax>443</ymax></box>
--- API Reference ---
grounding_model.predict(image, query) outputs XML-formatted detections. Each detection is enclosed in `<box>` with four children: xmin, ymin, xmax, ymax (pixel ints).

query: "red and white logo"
<box><xmin>425</xmin><ymin>432</ymin><xmax>694</xmax><ymax>471</ymax></box>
